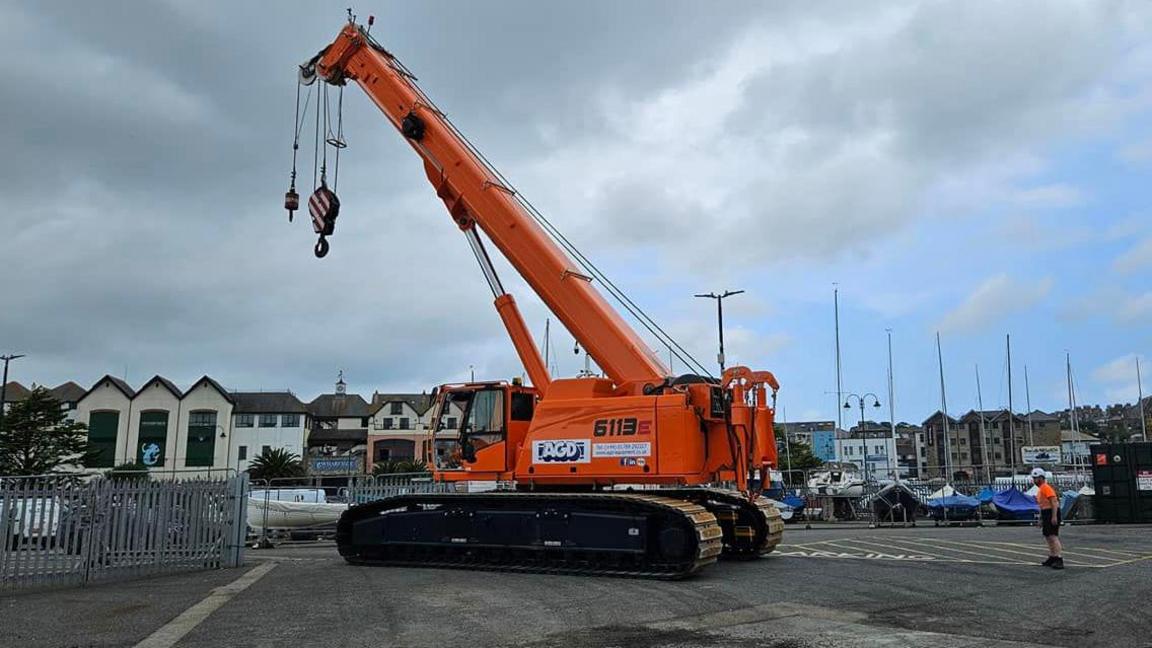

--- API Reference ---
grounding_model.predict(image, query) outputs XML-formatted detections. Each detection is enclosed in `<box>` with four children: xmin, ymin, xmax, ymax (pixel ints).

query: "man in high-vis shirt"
<box><xmin>1032</xmin><ymin>467</ymin><xmax>1063</xmax><ymax>570</ymax></box>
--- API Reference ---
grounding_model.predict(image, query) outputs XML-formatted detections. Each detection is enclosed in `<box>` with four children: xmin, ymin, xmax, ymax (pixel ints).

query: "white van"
<box><xmin>1</xmin><ymin>496</ymin><xmax>64</xmax><ymax>545</ymax></box>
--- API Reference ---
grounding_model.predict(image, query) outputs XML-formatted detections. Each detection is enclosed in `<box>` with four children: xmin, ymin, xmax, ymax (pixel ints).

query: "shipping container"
<box><xmin>1090</xmin><ymin>442</ymin><xmax>1152</xmax><ymax>524</ymax></box>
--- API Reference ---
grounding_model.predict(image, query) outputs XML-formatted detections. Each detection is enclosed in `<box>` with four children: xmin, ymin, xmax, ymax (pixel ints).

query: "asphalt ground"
<box><xmin>3</xmin><ymin>523</ymin><xmax>1151</xmax><ymax>648</ymax></box>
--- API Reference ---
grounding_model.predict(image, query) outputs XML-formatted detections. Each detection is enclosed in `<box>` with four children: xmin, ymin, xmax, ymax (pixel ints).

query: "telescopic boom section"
<box><xmin>313</xmin><ymin>24</ymin><xmax>668</xmax><ymax>392</ymax></box>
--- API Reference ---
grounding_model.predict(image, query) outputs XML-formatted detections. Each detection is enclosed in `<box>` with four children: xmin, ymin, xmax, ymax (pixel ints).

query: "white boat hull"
<box><xmin>248</xmin><ymin>498</ymin><xmax>348</xmax><ymax>531</ymax></box>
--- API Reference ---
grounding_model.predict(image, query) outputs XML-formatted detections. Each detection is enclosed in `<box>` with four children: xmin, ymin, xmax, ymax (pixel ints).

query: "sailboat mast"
<box><xmin>886</xmin><ymin>329</ymin><xmax>896</xmax><ymax>480</ymax></box>
<box><xmin>1138</xmin><ymin>356</ymin><xmax>1147</xmax><ymax>442</ymax></box>
<box><xmin>543</xmin><ymin>318</ymin><xmax>550</xmax><ymax>375</ymax></box>
<box><xmin>937</xmin><ymin>332</ymin><xmax>951</xmax><ymax>480</ymax></box>
<box><xmin>1025</xmin><ymin>364</ymin><xmax>1034</xmax><ymax>445</ymax></box>
<box><xmin>834</xmin><ymin>285</ymin><xmax>843</xmax><ymax>432</ymax></box>
<box><xmin>976</xmin><ymin>364</ymin><xmax>990</xmax><ymax>481</ymax></box>
<box><xmin>1007</xmin><ymin>334</ymin><xmax>1016</xmax><ymax>476</ymax></box>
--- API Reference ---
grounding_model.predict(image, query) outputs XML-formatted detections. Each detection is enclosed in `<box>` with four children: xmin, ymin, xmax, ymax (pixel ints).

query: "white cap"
<box><xmin>1030</xmin><ymin>467</ymin><xmax>1046</xmax><ymax>478</ymax></box>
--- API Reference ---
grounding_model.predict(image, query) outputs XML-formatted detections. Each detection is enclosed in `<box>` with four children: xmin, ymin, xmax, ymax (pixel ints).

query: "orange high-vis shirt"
<box><xmin>1036</xmin><ymin>482</ymin><xmax>1057</xmax><ymax>509</ymax></box>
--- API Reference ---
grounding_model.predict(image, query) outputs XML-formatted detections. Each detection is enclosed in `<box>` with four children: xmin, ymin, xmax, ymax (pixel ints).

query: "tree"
<box><xmin>776</xmin><ymin>439</ymin><xmax>824</xmax><ymax>482</ymax></box>
<box><xmin>106</xmin><ymin>461</ymin><xmax>150</xmax><ymax>482</ymax></box>
<box><xmin>0</xmin><ymin>387</ymin><xmax>90</xmax><ymax>475</ymax></box>
<box><xmin>372</xmin><ymin>459</ymin><xmax>430</xmax><ymax>475</ymax></box>
<box><xmin>247</xmin><ymin>448</ymin><xmax>306</xmax><ymax>482</ymax></box>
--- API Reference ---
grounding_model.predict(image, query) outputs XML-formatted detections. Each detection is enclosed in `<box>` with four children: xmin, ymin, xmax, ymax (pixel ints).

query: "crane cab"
<box><xmin>430</xmin><ymin>381</ymin><xmax>538</xmax><ymax>481</ymax></box>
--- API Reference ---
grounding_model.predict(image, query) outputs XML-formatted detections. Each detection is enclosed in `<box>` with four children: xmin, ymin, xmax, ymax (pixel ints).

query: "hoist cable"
<box><xmin>288</xmin><ymin>80</ymin><xmax>302</xmax><ymax>188</ymax></box>
<box><xmin>440</xmin><ymin>110</ymin><xmax>712</xmax><ymax>378</ymax></box>
<box><xmin>333</xmin><ymin>85</ymin><xmax>344</xmax><ymax>190</ymax></box>
<box><xmin>320</xmin><ymin>83</ymin><xmax>329</xmax><ymax>185</ymax></box>
<box><xmin>312</xmin><ymin>79</ymin><xmax>321</xmax><ymax>191</ymax></box>
<box><xmin>451</xmin><ymin>115</ymin><xmax>711</xmax><ymax>376</ymax></box>
<box><xmin>396</xmin><ymin>71</ymin><xmax>712</xmax><ymax>377</ymax></box>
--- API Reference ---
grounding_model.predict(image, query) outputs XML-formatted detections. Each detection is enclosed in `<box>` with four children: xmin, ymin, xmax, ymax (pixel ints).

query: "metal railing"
<box><xmin>768</xmin><ymin>465</ymin><xmax>1094</xmax><ymax>525</ymax></box>
<box><xmin>0</xmin><ymin>472</ymin><xmax>248</xmax><ymax>591</ymax></box>
<box><xmin>244</xmin><ymin>473</ymin><xmax>454</xmax><ymax>548</ymax></box>
<box><xmin>345</xmin><ymin>472</ymin><xmax>454</xmax><ymax>503</ymax></box>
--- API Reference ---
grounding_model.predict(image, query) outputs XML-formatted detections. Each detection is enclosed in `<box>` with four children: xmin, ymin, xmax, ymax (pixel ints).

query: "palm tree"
<box><xmin>372</xmin><ymin>459</ymin><xmax>429</xmax><ymax>475</ymax></box>
<box><xmin>248</xmin><ymin>448</ymin><xmax>306</xmax><ymax>482</ymax></box>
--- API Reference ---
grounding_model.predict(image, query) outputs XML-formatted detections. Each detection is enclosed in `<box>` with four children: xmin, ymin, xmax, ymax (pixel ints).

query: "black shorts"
<box><xmin>1041</xmin><ymin>511</ymin><xmax>1061</xmax><ymax>536</ymax></box>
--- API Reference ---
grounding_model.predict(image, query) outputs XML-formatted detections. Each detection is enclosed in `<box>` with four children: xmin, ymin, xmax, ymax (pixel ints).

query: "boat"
<box><xmin>871</xmin><ymin>481</ymin><xmax>922</xmax><ymax>525</ymax></box>
<box><xmin>248</xmin><ymin>490</ymin><xmax>348</xmax><ymax>532</ymax></box>
<box><xmin>806</xmin><ymin>462</ymin><xmax>865</xmax><ymax>497</ymax></box>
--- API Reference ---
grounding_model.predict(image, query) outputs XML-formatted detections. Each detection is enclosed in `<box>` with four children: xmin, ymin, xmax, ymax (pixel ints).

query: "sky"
<box><xmin>1</xmin><ymin>1</ymin><xmax>1149</xmax><ymax>425</ymax></box>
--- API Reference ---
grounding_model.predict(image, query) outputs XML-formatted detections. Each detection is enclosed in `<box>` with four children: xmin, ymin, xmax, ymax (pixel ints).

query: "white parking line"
<box><xmin>865</xmin><ymin>536</ymin><xmax>1031</xmax><ymax>564</ymax></box>
<box><xmin>133</xmin><ymin>561</ymin><xmax>277</xmax><ymax>648</ymax></box>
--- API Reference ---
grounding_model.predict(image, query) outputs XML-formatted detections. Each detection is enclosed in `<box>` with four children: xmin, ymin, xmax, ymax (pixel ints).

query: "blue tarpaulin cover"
<box><xmin>977</xmin><ymin>486</ymin><xmax>997</xmax><ymax>504</ymax></box>
<box><xmin>782</xmin><ymin>494</ymin><xmax>805</xmax><ymax>510</ymax></box>
<box><xmin>1060</xmin><ymin>491</ymin><xmax>1079</xmax><ymax>518</ymax></box>
<box><xmin>927</xmin><ymin>494</ymin><xmax>980</xmax><ymax>510</ymax></box>
<box><xmin>927</xmin><ymin>493</ymin><xmax>980</xmax><ymax>520</ymax></box>
<box><xmin>993</xmin><ymin>486</ymin><xmax>1039</xmax><ymax>519</ymax></box>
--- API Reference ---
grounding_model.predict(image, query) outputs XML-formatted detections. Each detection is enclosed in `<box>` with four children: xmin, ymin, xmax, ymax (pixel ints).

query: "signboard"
<box><xmin>1138</xmin><ymin>470</ymin><xmax>1152</xmax><ymax>492</ymax></box>
<box><xmin>592</xmin><ymin>442</ymin><xmax>651</xmax><ymax>458</ymax></box>
<box><xmin>310</xmin><ymin>456</ymin><xmax>361</xmax><ymax>474</ymax></box>
<box><xmin>1021</xmin><ymin>445</ymin><xmax>1061</xmax><ymax>464</ymax></box>
<box><xmin>1062</xmin><ymin>441</ymin><xmax>1091</xmax><ymax>460</ymax></box>
<box><xmin>810</xmin><ymin>430</ymin><xmax>837</xmax><ymax>462</ymax></box>
<box><xmin>531</xmin><ymin>439</ymin><xmax>590</xmax><ymax>464</ymax></box>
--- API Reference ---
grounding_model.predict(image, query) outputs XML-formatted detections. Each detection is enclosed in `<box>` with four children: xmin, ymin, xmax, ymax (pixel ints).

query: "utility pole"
<box><xmin>0</xmin><ymin>353</ymin><xmax>27</xmax><ymax>434</ymax></box>
<box><xmin>844</xmin><ymin>393</ymin><xmax>881</xmax><ymax>481</ymax></box>
<box><xmin>694</xmin><ymin>290</ymin><xmax>744</xmax><ymax>374</ymax></box>
<box><xmin>781</xmin><ymin>403</ymin><xmax>793</xmax><ymax>485</ymax></box>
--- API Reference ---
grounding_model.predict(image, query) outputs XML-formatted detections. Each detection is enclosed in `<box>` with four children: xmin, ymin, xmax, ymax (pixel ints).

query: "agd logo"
<box><xmin>532</xmin><ymin>439</ymin><xmax>591</xmax><ymax>464</ymax></box>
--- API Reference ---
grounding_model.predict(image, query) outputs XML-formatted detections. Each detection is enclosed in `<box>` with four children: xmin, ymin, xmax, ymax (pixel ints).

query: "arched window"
<box><xmin>137</xmin><ymin>410</ymin><xmax>169</xmax><ymax>467</ymax></box>
<box><xmin>87</xmin><ymin>410</ymin><xmax>120</xmax><ymax>468</ymax></box>
<box><xmin>186</xmin><ymin>410</ymin><xmax>217</xmax><ymax>467</ymax></box>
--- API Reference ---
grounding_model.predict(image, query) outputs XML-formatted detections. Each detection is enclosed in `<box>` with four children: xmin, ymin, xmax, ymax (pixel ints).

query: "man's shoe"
<box><xmin>1041</xmin><ymin>556</ymin><xmax>1056</xmax><ymax>567</ymax></box>
<box><xmin>1050</xmin><ymin>557</ymin><xmax>1064</xmax><ymax>570</ymax></box>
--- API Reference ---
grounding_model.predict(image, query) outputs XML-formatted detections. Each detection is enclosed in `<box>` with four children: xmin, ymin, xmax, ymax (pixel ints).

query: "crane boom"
<box><xmin>308</xmin><ymin>23</ymin><xmax>668</xmax><ymax>393</ymax></box>
<box><xmin>304</xmin><ymin>18</ymin><xmax>786</xmax><ymax>579</ymax></box>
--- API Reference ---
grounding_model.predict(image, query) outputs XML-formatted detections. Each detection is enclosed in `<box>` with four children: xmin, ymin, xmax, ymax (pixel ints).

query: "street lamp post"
<box><xmin>0</xmin><ymin>353</ymin><xmax>27</xmax><ymax>433</ymax></box>
<box><xmin>694</xmin><ymin>290</ymin><xmax>744</xmax><ymax>374</ymax></box>
<box><xmin>844</xmin><ymin>392</ymin><xmax>882</xmax><ymax>482</ymax></box>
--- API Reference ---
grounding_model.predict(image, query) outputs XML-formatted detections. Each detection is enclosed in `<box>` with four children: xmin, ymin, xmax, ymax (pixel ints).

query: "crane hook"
<box><xmin>308</xmin><ymin>184</ymin><xmax>340</xmax><ymax>258</ymax></box>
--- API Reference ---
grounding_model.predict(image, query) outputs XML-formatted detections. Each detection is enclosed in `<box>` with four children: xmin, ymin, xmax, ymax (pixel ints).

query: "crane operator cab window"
<box><xmin>432</xmin><ymin>388</ymin><xmax>506</xmax><ymax>470</ymax></box>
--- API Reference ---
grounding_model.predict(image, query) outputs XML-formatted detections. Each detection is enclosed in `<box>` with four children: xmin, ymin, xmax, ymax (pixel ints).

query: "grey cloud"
<box><xmin>1</xmin><ymin>1</ymin><xmax>1149</xmax><ymax>399</ymax></box>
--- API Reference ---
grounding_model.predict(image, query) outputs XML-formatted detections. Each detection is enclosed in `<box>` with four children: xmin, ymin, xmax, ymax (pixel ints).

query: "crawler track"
<box><xmin>658</xmin><ymin>488</ymin><xmax>785</xmax><ymax>559</ymax></box>
<box><xmin>336</xmin><ymin>492</ymin><xmax>723</xmax><ymax>579</ymax></box>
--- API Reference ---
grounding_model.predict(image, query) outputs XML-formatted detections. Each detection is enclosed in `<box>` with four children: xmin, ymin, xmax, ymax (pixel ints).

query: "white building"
<box><xmin>368</xmin><ymin>392</ymin><xmax>434</xmax><ymax>464</ymax></box>
<box><xmin>75</xmin><ymin>375</ymin><xmax>137</xmax><ymax>469</ymax></box>
<box><xmin>230</xmin><ymin>392</ymin><xmax>309</xmax><ymax>473</ymax></box>
<box><xmin>125</xmin><ymin>375</ymin><xmax>183</xmax><ymax>470</ymax></box>
<box><xmin>835</xmin><ymin>436</ymin><xmax>900</xmax><ymax>480</ymax></box>
<box><xmin>71</xmin><ymin>374</ymin><xmax>302</xmax><ymax>479</ymax></box>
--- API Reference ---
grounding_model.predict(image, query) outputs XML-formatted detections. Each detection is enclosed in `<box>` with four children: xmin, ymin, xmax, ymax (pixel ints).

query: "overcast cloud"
<box><xmin>1</xmin><ymin>1</ymin><xmax>1149</xmax><ymax>419</ymax></box>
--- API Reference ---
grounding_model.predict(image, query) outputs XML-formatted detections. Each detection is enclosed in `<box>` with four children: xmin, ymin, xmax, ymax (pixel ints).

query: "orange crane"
<box><xmin>297</xmin><ymin>17</ymin><xmax>783</xmax><ymax>578</ymax></box>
